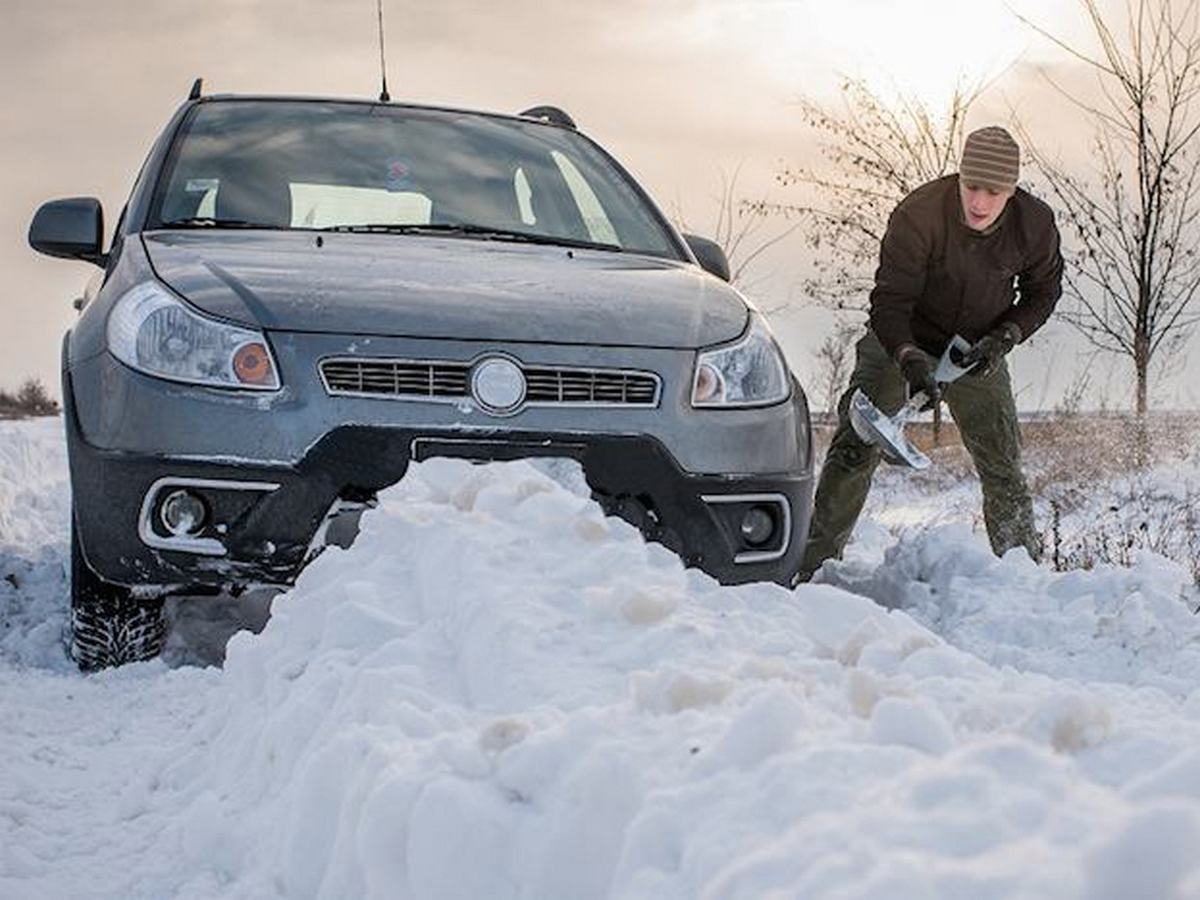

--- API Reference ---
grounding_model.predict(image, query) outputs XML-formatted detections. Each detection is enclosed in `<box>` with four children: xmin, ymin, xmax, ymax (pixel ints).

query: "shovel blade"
<box><xmin>848</xmin><ymin>389</ymin><xmax>931</xmax><ymax>470</ymax></box>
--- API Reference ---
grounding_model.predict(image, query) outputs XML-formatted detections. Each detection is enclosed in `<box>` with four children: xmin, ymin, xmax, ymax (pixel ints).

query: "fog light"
<box><xmin>160</xmin><ymin>489</ymin><xmax>208</xmax><ymax>537</ymax></box>
<box><xmin>739</xmin><ymin>506</ymin><xmax>775</xmax><ymax>546</ymax></box>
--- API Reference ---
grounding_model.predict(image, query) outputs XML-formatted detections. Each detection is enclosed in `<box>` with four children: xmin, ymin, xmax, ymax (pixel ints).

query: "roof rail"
<box><xmin>188</xmin><ymin>78</ymin><xmax>203</xmax><ymax>101</ymax></box>
<box><xmin>519</xmin><ymin>105</ymin><xmax>576</xmax><ymax>129</ymax></box>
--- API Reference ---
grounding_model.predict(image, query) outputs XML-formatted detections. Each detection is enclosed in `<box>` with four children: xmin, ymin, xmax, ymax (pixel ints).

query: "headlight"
<box><xmin>692</xmin><ymin>312</ymin><xmax>790</xmax><ymax>407</ymax></box>
<box><xmin>107</xmin><ymin>281</ymin><xmax>280</xmax><ymax>390</ymax></box>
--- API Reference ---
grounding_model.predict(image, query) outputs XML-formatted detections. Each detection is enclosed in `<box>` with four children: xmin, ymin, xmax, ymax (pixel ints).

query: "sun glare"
<box><xmin>768</xmin><ymin>0</ymin><xmax>1041</xmax><ymax>111</ymax></box>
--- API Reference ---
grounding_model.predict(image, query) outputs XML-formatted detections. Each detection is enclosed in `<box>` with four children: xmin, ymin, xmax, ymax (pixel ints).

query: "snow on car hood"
<box><xmin>143</xmin><ymin>231</ymin><xmax>748</xmax><ymax>348</ymax></box>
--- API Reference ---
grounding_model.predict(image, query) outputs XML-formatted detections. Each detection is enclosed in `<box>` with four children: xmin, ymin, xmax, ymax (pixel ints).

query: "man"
<box><xmin>798</xmin><ymin>125</ymin><xmax>1063</xmax><ymax>583</ymax></box>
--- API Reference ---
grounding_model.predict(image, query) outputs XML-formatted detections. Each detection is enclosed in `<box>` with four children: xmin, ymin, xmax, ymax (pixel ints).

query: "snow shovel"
<box><xmin>848</xmin><ymin>335</ymin><xmax>976</xmax><ymax>469</ymax></box>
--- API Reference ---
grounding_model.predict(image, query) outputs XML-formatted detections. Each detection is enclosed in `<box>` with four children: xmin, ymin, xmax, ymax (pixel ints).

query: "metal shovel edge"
<box><xmin>848</xmin><ymin>335</ymin><xmax>976</xmax><ymax>470</ymax></box>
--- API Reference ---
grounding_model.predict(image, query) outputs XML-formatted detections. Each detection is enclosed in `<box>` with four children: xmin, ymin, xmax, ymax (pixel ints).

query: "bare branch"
<box><xmin>766</xmin><ymin>74</ymin><xmax>979</xmax><ymax>314</ymax></box>
<box><xmin>1017</xmin><ymin>0</ymin><xmax>1200</xmax><ymax>413</ymax></box>
<box><xmin>674</xmin><ymin>161</ymin><xmax>801</xmax><ymax>294</ymax></box>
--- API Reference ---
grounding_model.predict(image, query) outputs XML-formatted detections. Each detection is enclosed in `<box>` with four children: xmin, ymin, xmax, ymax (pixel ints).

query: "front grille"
<box><xmin>321</xmin><ymin>360</ymin><xmax>469</xmax><ymax>398</ymax></box>
<box><xmin>524</xmin><ymin>368</ymin><xmax>659</xmax><ymax>405</ymax></box>
<box><xmin>320</xmin><ymin>357</ymin><xmax>660</xmax><ymax>408</ymax></box>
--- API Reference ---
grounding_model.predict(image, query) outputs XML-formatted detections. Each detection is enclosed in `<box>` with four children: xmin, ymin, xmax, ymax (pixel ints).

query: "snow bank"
<box><xmin>5</xmin><ymin>420</ymin><xmax>1200</xmax><ymax>899</ymax></box>
<box><xmin>847</xmin><ymin>525</ymin><xmax>1200</xmax><ymax>697</ymax></box>
<box><xmin>139</xmin><ymin>459</ymin><xmax>1200</xmax><ymax>899</ymax></box>
<box><xmin>0</xmin><ymin>418</ymin><xmax>71</xmax><ymax>669</ymax></box>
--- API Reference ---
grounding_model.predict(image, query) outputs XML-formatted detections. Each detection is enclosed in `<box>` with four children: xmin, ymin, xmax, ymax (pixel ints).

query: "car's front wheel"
<box><xmin>69</xmin><ymin>521</ymin><xmax>166</xmax><ymax>670</ymax></box>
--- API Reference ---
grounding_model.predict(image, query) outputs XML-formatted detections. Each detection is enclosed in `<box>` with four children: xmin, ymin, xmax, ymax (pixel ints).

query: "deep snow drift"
<box><xmin>4</xmin><ymin>417</ymin><xmax>1200</xmax><ymax>899</ymax></box>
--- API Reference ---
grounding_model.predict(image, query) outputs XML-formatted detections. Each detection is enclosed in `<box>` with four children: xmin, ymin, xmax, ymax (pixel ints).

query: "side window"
<box><xmin>550</xmin><ymin>151</ymin><xmax>619</xmax><ymax>245</ymax></box>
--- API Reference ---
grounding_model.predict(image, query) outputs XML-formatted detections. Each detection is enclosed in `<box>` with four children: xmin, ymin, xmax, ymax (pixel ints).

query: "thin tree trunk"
<box><xmin>1135</xmin><ymin>334</ymin><xmax>1149</xmax><ymax>417</ymax></box>
<box><xmin>1134</xmin><ymin>346</ymin><xmax>1150</xmax><ymax>468</ymax></box>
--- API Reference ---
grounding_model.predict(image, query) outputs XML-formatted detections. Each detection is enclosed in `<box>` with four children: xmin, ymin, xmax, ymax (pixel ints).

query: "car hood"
<box><xmin>142</xmin><ymin>231</ymin><xmax>749</xmax><ymax>349</ymax></box>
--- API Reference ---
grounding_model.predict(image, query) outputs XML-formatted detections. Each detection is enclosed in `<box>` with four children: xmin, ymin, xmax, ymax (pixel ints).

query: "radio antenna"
<box><xmin>376</xmin><ymin>0</ymin><xmax>390</xmax><ymax>102</ymax></box>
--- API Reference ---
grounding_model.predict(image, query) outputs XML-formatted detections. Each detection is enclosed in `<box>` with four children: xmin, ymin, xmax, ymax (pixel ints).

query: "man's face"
<box><xmin>959</xmin><ymin>180</ymin><xmax>1015</xmax><ymax>231</ymax></box>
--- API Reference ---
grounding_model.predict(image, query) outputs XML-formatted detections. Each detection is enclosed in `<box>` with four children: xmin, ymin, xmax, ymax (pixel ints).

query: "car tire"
<box><xmin>69</xmin><ymin>520</ymin><xmax>167</xmax><ymax>670</ymax></box>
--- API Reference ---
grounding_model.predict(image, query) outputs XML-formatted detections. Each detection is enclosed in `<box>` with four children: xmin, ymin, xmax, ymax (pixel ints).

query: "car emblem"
<box><xmin>471</xmin><ymin>356</ymin><xmax>527</xmax><ymax>414</ymax></box>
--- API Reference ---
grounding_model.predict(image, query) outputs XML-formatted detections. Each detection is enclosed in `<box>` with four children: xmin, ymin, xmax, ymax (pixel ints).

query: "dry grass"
<box><xmin>813</xmin><ymin>410</ymin><xmax>1200</xmax><ymax>587</ymax></box>
<box><xmin>815</xmin><ymin>412</ymin><xmax>1200</xmax><ymax>498</ymax></box>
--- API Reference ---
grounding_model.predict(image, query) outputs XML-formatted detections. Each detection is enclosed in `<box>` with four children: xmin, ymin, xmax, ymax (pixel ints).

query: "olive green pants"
<box><xmin>799</xmin><ymin>331</ymin><xmax>1040</xmax><ymax>580</ymax></box>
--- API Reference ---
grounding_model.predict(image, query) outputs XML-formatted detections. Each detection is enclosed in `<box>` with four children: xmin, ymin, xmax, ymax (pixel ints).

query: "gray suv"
<box><xmin>29</xmin><ymin>85</ymin><xmax>813</xmax><ymax>669</ymax></box>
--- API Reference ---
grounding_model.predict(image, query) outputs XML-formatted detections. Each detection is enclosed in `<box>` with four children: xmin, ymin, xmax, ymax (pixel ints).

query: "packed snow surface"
<box><xmin>4</xmin><ymin>417</ymin><xmax>1200</xmax><ymax>899</ymax></box>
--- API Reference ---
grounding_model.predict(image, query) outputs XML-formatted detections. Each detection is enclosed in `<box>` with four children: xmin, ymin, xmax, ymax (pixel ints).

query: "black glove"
<box><xmin>962</xmin><ymin>323</ymin><xmax>1020</xmax><ymax>377</ymax></box>
<box><xmin>899</xmin><ymin>352</ymin><xmax>940</xmax><ymax>411</ymax></box>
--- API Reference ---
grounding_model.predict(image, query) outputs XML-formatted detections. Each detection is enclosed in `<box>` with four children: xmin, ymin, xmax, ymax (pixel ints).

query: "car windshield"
<box><xmin>151</xmin><ymin>99</ymin><xmax>679</xmax><ymax>256</ymax></box>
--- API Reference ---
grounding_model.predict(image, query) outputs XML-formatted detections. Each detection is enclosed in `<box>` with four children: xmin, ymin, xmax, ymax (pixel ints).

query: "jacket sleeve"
<box><xmin>1001</xmin><ymin>211</ymin><xmax>1064</xmax><ymax>342</ymax></box>
<box><xmin>868</xmin><ymin>206</ymin><xmax>932</xmax><ymax>360</ymax></box>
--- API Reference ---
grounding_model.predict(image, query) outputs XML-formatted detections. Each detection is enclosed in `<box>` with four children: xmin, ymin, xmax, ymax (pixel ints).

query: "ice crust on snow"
<box><xmin>4</xmin><ymin>419</ymin><xmax>1200</xmax><ymax>897</ymax></box>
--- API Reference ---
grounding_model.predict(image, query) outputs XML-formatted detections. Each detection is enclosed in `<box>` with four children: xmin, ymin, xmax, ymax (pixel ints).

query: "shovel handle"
<box><xmin>895</xmin><ymin>391</ymin><xmax>928</xmax><ymax>424</ymax></box>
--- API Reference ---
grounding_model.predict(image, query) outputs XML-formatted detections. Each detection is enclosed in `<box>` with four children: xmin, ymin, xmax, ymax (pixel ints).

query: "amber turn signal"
<box><xmin>233</xmin><ymin>341</ymin><xmax>275</xmax><ymax>385</ymax></box>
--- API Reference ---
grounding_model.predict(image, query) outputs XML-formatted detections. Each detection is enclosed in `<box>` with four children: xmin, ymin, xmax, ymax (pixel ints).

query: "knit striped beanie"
<box><xmin>959</xmin><ymin>126</ymin><xmax>1020</xmax><ymax>191</ymax></box>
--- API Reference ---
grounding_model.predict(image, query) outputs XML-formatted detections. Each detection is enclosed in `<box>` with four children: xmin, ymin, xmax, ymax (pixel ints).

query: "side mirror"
<box><xmin>682</xmin><ymin>233</ymin><xmax>731</xmax><ymax>282</ymax></box>
<box><xmin>29</xmin><ymin>197</ymin><xmax>106</xmax><ymax>267</ymax></box>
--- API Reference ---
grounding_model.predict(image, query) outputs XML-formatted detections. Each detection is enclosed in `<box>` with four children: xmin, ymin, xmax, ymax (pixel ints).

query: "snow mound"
<box><xmin>0</xmin><ymin>419</ymin><xmax>71</xmax><ymax>669</ymax></box>
<box><xmin>864</xmin><ymin>525</ymin><xmax>1200</xmax><ymax>696</ymax></box>
<box><xmin>6</xmin><ymin>421</ymin><xmax>1200</xmax><ymax>899</ymax></box>
<box><xmin>153</xmin><ymin>458</ymin><xmax>810</xmax><ymax>897</ymax></box>
<box><xmin>129</xmin><ymin>459</ymin><xmax>1200</xmax><ymax>899</ymax></box>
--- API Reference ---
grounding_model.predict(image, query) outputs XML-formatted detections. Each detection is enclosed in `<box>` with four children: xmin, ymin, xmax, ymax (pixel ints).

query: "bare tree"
<box><xmin>759</xmin><ymin>76</ymin><xmax>982</xmax><ymax>431</ymax></box>
<box><xmin>813</xmin><ymin>318</ymin><xmax>861</xmax><ymax>418</ymax></box>
<box><xmin>17</xmin><ymin>379</ymin><xmax>59</xmax><ymax>416</ymax></box>
<box><xmin>758</xmin><ymin>76</ymin><xmax>981</xmax><ymax>312</ymax></box>
<box><xmin>1015</xmin><ymin>0</ymin><xmax>1200</xmax><ymax>415</ymax></box>
<box><xmin>673</xmin><ymin>162</ymin><xmax>798</xmax><ymax>300</ymax></box>
<box><xmin>711</xmin><ymin>162</ymin><xmax>800</xmax><ymax>292</ymax></box>
<box><xmin>0</xmin><ymin>378</ymin><xmax>59</xmax><ymax>418</ymax></box>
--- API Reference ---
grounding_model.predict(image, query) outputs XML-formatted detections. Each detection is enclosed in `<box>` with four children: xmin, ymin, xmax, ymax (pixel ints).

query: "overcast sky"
<box><xmin>8</xmin><ymin>0</ymin><xmax>1184</xmax><ymax>409</ymax></box>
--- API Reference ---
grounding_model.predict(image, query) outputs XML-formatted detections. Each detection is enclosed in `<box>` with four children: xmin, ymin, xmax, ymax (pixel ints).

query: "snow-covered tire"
<box><xmin>69</xmin><ymin>523</ymin><xmax>166</xmax><ymax>671</ymax></box>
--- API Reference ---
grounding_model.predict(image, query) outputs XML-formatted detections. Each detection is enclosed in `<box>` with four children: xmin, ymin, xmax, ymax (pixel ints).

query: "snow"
<box><xmin>4</xmin><ymin>416</ymin><xmax>1200</xmax><ymax>899</ymax></box>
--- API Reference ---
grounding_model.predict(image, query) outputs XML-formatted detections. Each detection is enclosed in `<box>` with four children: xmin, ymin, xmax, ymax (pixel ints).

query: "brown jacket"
<box><xmin>868</xmin><ymin>174</ymin><xmax>1063</xmax><ymax>360</ymax></box>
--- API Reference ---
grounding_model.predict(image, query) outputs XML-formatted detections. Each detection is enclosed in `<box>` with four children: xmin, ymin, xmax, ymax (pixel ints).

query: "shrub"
<box><xmin>1037</xmin><ymin>413</ymin><xmax>1200</xmax><ymax>590</ymax></box>
<box><xmin>0</xmin><ymin>378</ymin><xmax>60</xmax><ymax>418</ymax></box>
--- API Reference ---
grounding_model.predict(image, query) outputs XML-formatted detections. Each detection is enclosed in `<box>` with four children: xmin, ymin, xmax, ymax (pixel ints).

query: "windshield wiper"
<box><xmin>319</xmin><ymin>222</ymin><xmax>622</xmax><ymax>252</ymax></box>
<box><xmin>159</xmin><ymin>217</ymin><xmax>287</xmax><ymax>230</ymax></box>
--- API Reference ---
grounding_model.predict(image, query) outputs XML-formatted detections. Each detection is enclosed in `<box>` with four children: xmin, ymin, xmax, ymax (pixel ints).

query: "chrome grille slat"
<box><xmin>321</xmin><ymin>358</ymin><xmax>659</xmax><ymax>407</ymax></box>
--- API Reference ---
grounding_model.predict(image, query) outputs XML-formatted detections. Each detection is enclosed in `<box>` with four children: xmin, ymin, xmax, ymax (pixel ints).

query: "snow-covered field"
<box><xmin>4</xmin><ymin>416</ymin><xmax>1200</xmax><ymax>899</ymax></box>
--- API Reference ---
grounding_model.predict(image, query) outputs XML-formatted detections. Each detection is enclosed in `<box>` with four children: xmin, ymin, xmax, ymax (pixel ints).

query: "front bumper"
<box><xmin>67</xmin><ymin>412</ymin><xmax>812</xmax><ymax>590</ymax></box>
<box><xmin>64</xmin><ymin>331</ymin><xmax>813</xmax><ymax>590</ymax></box>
